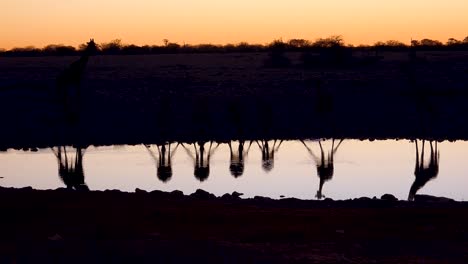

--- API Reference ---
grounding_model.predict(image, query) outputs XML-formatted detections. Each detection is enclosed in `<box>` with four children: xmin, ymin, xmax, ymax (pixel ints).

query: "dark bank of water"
<box><xmin>1</xmin><ymin>139</ymin><xmax>467</xmax><ymax>201</ymax></box>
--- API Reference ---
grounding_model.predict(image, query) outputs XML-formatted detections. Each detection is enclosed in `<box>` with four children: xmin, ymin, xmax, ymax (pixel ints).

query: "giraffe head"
<box><xmin>84</xmin><ymin>39</ymin><xmax>99</xmax><ymax>55</ymax></box>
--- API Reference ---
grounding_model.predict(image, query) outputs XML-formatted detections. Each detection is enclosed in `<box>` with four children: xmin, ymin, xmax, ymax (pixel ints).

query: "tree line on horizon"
<box><xmin>1</xmin><ymin>35</ymin><xmax>468</xmax><ymax>57</ymax></box>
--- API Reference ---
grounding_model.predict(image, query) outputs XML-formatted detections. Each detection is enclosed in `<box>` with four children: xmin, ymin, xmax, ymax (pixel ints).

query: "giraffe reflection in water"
<box><xmin>146</xmin><ymin>143</ymin><xmax>179</xmax><ymax>183</ymax></box>
<box><xmin>302</xmin><ymin>139</ymin><xmax>343</xmax><ymax>199</ymax></box>
<box><xmin>256</xmin><ymin>140</ymin><xmax>283</xmax><ymax>172</ymax></box>
<box><xmin>228</xmin><ymin>140</ymin><xmax>252</xmax><ymax>178</ymax></box>
<box><xmin>409</xmin><ymin>140</ymin><xmax>439</xmax><ymax>201</ymax></box>
<box><xmin>183</xmin><ymin>141</ymin><xmax>219</xmax><ymax>182</ymax></box>
<box><xmin>51</xmin><ymin>146</ymin><xmax>89</xmax><ymax>191</ymax></box>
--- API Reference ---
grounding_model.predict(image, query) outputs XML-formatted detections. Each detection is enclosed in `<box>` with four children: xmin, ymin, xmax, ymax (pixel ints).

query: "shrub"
<box><xmin>264</xmin><ymin>39</ymin><xmax>291</xmax><ymax>68</ymax></box>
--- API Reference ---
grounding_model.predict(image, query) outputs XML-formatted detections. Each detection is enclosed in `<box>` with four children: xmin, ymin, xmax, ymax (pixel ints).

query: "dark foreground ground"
<box><xmin>1</xmin><ymin>187</ymin><xmax>467</xmax><ymax>263</ymax></box>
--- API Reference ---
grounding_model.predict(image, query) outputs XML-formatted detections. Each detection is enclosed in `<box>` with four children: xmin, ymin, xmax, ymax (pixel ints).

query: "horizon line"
<box><xmin>2</xmin><ymin>35</ymin><xmax>468</xmax><ymax>50</ymax></box>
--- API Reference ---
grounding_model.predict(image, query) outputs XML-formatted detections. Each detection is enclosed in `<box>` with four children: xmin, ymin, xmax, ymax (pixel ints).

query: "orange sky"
<box><xmin>1</xmin><ymin>0</ymin><xmax>467</xmax><ymax>49</ymax></box>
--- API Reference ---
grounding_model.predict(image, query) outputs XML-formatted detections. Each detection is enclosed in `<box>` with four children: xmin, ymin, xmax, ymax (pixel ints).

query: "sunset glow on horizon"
<box><xmin>1</xmin><ymin>0</ymin><xmax>467</xmax><ymax>49</ymax></box>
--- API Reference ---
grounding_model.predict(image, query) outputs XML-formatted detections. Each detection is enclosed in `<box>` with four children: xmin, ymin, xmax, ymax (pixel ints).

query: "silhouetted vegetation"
<box><xmin>264</xmin><ymin>39</ymin><xmax>291</xmax><ymax>67</ymax></box>
<box><xmin>301</xmin><ymin>36</ymin><xmax>354</xmax><ymax>67</ymax></box>
<box><xmin>1</xmin><ymin>36</ymin><xmax>468</xmax><ymax>57</ymax></box>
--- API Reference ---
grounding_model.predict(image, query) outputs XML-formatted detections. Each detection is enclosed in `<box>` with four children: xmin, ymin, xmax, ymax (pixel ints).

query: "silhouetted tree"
<box><xmin>165</xmin><ymin>42</ymin><xmax>181</xmax><ymax>53</ymax></box>
<box><xmin>420</xmin><ymin>39</ymin><xmax>443</xmax><ymax>46</ymax></box>
<box><xmin>375</xmin><ymin>40</ymin><xmax>407</xmax><ymax>50</ymax></box>
<box><xmin>411</xmin><ymin>40</ymin><xmax>420</xmax><ymax>47</ymax></box>
<box><xmin>312</xmin><ymin>35</ymin><xmax>344</xmax><ymax>48</ymax></box>
<box><xmin>43</xmin><ymin>44</ymin><xmax>77</xmax><ymax>56</ymax></box>
<box><xmin>8</xmin><ymin>46</ymin><xmax>41</xmax><ymax>56</ymax></box>
<box><xmin>264</xmin><ymin>39</ymin><xmax>291</xmax><ymax>67</ymax></box>
<box><xmin>446</xmin><ymin>38</ymin><xmax>461</xmax><ymax>46</ymax></box>
<box><xmin>288</xmin><ymin>39</ymin><xmax>311</xmax><ymax>48</ymax></box>
<box><xmin>101</xmin><ymin>39</ymin><xmax>123</xmax><ymax>54</ymax></box>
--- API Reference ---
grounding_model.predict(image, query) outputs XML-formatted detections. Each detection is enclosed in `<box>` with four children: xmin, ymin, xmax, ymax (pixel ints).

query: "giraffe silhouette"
<box><xmin>228</xmin><ymin>140</ymin><xmax>253</xmax><ymax>178</ymax></box>
<box><xmin>302</xmin><ymin>139</ymin><xmax>343</xmax><ymax>199</ymax></box>
<box><xmin>146</xmin><ymin>143</ymin><xmax>179</xmax><ymax>183</ymax></box>
<box><xmin>256</xmin><ymin>140</ymin><xmax>283</xmax><ymax>173</ymax></box>
<box><xmin>56</xmin><ymin>39</ymin><xmax>97</xmax><ymax>122</ymax></box>
<box><xmin>182</xmin><ymin>141</ymin><xmax>219</xmax><ymax>182</ymax></box>
<box><xmin>408</xmin><ymin>140</ymin><xmax>439</xmax><ymax>201</ymax></box>
<box><xmin>52</xmin><ymin>146</ymin><xmax>89</xmax><ymax>191</ymax></box>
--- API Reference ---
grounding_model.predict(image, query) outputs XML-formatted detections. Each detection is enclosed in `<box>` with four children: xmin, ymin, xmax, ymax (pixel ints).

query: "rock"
<box><xmin>381</xmin><ymin>194</ymin><xmax>398</xmax><ymax>201</ymax></box>
<box><xmin>20</xmin><ymin>187</ymin><xmax>33</xmax><ymax>192</ymax></box>
<box><xmin>191</xmin><ymin>189</ymin><xmax>216</xmax><ymax>199</ymax></box>
<box><xmin>414</xmin><ymin>195</ymin><xmax>454</xmax><ymax>203</ymax></box>
<box><xmin>253</xmin><ymin>196</ymin><xmax>273</xmax><ymax>202</ymax></box>
<box><xmin>135</xmin><ymin>188</ymin><xmax>147</xmax><ymax>194</ymax></box>
<box><xmin>221</xmin><ymin>193</ymin><xmax>233</xmax><ymax>200</ymax></box>
<box><xmin>104</xmin><ymin>189</ymin><xmax>122</xmax><ymax>195</ymax></box>
<box><xmin>170</xmin><ymin>190</ymin><xmax>184</xmax><ymax>198</ymax></box>
<box><xmin>355</xmin><ymin>197</ymin><xmax>372</xmax><ymax>202</ymax></box>
<box><xmin>324</xmin><ymin>198</ymin><xmax>334</xmax><ymax>202</ymax></box>
<box><xmin>231</xmin><ymin>191</ymin><xmax>244</xmax><ymax>198</ymax></box>
<box><xmin>150</xmin><ymin>190</ymin><xmax>165</xmax><ymax>196</ymax></box>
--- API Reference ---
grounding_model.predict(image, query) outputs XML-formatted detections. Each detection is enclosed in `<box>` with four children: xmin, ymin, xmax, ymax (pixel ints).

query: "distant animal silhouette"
<box><xmin>408</xmin><ymin>140</ymin><xmax>439</xmax><ymax>201</ymax></box>
<box><xmin>182</xmin><ymin>141</ymin><xmax>218</xmax><ymax>182</ymax></box>
<box><xmin>56</xmin><ymin>39</ymin><xmax>97</xmax><ymax>122</ymax></box>
<box><xmin>52</xmin><ymin>146</ymin><xmax>89</xmax><ymax>191</ymax></box>
<box><xmin>302</xmin><ymin>139</ymin><xmax>343</xmax><ymax>199</ymax></box>
<box><xmin>146</xmin><ymin>143</ymin><xmax>179</xmax><ymax>183</ymax></box>
<box><xmin>228</xmin><ymin>140</ymin><xmax>252</xmax><ymax>178</ymax></box>
<box><xmin>256</xmin><ymin>140</ymin><xmax>282</xmax><ymax>172</ymax></box>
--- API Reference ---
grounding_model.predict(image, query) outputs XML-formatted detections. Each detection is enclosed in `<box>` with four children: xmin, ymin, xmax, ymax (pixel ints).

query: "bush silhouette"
<box><xmin>264</xmin><ymin>39</ymin><xmax>291</xmax><ymax>68</ymax></box>
<box><xmin>101</xmin><ymin>39</ymin><xmax>123</xmax><ymax>54</ymax></box>
<box><xmin>3</xmin><ymin>36</ymin><xmax>468</xmax><ymax>57</ymax></box>
<box><xmin>312</xmin><ymin>35</ymin><xmax>344</xmax><ymax>48</ymax></box>
<box><xmin>302</xmin><ymin>36</ymin><xmax>353</xmax><ymax>67</ymax></box>
<box><xmin>43</xmin><ymin>44</ymin><xmax>76</xmax><ymax>56</ymax></box>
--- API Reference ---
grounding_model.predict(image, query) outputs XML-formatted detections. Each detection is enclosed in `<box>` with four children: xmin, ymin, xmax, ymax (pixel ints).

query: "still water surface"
<box><xmin>0</xmin><ymin>139</ymin><xmax>467</xmax><ymax>201</ymax></box>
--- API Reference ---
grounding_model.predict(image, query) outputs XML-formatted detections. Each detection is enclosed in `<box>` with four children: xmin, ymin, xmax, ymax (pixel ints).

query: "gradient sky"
<box><xmin>1</xmin><ymin>0</ymin><xmax>467</xmax><ymax>49</ymax></box>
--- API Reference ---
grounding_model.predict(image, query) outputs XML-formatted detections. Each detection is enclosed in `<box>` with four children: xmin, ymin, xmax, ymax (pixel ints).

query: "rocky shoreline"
<box><xmin>1</xmin><ymin>186</ymin><xmax>467</xmax><ymax>263</ymax></box>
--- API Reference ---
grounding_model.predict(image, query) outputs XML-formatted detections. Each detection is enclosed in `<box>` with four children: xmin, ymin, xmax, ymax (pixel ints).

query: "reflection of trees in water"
<box><xmin>302</xmin><ymin>139</ymin><xmax>343</xmax><ymax>199</ymax></box>
<box><xmin>409</xmin><ymin>140</ymin><xmax>439</xmax><ymax>201</ymax></box>
<box><xmin>146</xmin><ymin>143</ymin><xmax>179</xmax><ymax>183</ymax></box>
<box><xmin>182</xmin><ymin>141</ymin><xmax>219</xmax><ymax>182</ymax></box>
<box><xmin>256</xmin><ymin>140</ymin><xmax>282</xmax><ymax>173</ymax></box>
<box><xmin>52</xmin><ymin>146</ymin><xmax>89</xmax><ymax>191</ymax></box>
<box><xmin>228</xmin><ymin>140</ymin><xmax>252</xmax><ymax>178</ymax></box>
